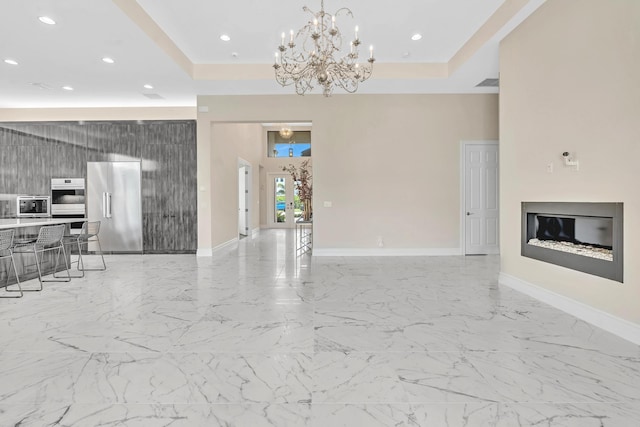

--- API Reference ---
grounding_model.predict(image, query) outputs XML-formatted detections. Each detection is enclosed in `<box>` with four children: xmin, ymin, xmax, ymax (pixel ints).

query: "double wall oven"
<box><xmin>51</xmin><ymin>178</ymin><xmax>86</xmax><ymax>234</ymax></box>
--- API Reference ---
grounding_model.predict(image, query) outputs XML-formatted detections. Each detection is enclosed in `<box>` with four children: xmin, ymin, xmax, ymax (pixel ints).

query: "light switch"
<box><xmin>323</xmin><ymin>201</ymin><xmax>332</xmax><ymax>208</ymax></box>
<box><xmin>546</xmin><ymin>163</ymin><xmax>553</xmax><ymax>173</ymax></box>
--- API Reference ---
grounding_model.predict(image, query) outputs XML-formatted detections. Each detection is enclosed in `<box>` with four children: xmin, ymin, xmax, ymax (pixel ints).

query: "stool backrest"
<box><xmin>0</xmin><ymin>229</ymin><xmax>15</xmax><ymax>251</ymax></box>
<box><xmin>81</xmin><ymin>221</ymin><xmax>101</xmax><ymax>237</ymax></box>
<box><xmin>35</xmin><ymin>224</ymin><xmax>65</xmax><ymax>246</ymax></box>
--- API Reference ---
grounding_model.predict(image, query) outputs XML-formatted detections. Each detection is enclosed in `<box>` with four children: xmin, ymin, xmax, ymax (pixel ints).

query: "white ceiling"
<box><xmin>0</xmin><ymin>0</ymin><xmax>546</xmax><ymax>108</ymax></box>
<box><xmin>136</xmin><ymin>0</ymin><xmax>504</xmax><ymax>64</ymax></box>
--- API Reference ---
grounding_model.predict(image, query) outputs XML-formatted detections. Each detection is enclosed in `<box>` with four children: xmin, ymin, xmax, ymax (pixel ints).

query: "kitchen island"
<box><xmin>0</xmin><ymin>217</ymin><xmax>87</xmax><ymax>230</ymax></box>
<box><xmin>1</xmin><ymin>217</ymin><xmax>87</xmax><ymax>288</ymax></box>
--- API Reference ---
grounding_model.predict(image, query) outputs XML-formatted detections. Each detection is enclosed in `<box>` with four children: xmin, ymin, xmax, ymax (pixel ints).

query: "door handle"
<box><xmin>106</xmin><ymin>193</ymin><xmax>112</xmax><ymax>218</ymax></box>
<box><xmin>466</xmin><ymin>212</ymin><xmax>473</xmax><ymax>216</ymax></box>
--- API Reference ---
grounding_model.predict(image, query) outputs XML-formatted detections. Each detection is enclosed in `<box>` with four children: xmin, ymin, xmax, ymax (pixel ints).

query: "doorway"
<box><xmin>238</xmin><ymin>159</ymin><xmax>251</xmax><ymax>237</ymax></box>
<box><xmin>461</xmin><ymin>141</ymin><xmax>499</xmax><ymax>255</ymax></box>
<box><xmin>267</xmin><ymin>172</ymin><xmax>298</xmax><ymax>228</ymax></box>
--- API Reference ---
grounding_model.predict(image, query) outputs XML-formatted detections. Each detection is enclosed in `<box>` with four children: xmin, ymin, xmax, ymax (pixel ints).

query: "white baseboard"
<box><xmin>196</xmin><ymin>248</ymin><xmax>212</xmax><ymax>257</ymax></box>
<box><xmin>499</xmin><ymin>272</ymin><xmax>640</xmax><ymax>345</ymax></box>
<box><xmin>196</xmin><ymin>237</ymin><xmax>239</xmax><ymax>257</ymax></box>
<box><xmin>313</xmin><ymin>248</ymin><xmax>461</xmax><ymax>257</ymax></box>
<box><xmin>213</xmin><ymin>237</ymin><xmax>239</xmax><ymax>252</ymax></box>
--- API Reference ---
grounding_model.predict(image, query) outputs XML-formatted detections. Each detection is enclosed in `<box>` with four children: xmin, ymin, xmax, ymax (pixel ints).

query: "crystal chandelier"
<box><xmin>273</xmin><ymin>0</ymin><xmax>375</xmax><ymax>97</ymax></box>
<box><xmin>279</xmin><ymin>127</ymin><xmax>294</xmax><ymax>139</ymax></box>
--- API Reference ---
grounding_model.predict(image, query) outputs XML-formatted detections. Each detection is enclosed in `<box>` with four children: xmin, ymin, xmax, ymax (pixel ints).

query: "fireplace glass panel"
<box><xmin>521</xmin><ymin>202</ymin><xmax>623</xmax><ymax>283</ymax></box>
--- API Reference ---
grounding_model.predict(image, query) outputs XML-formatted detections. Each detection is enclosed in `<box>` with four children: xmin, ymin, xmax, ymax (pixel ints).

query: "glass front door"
<box><xmin>269</xmin><ymin>173</ymin><xmax>296</xmax><ymax>228</ymax></box>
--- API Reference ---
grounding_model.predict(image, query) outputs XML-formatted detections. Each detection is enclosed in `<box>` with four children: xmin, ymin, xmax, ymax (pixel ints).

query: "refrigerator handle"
<box><xmin>102</xmin><ymin>192</ymin><xmax>107</xmax><ymax>218</ymax></box>
<box><xmin>106</xmin><ymin>192</ymin><xmax>112</xmax><ymax>218</ymax></box>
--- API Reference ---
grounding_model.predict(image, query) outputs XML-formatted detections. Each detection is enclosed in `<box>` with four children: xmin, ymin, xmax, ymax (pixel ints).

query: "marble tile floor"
<box><xmin>1</xmin><ymin>229</ymin><xmax>639</xmax><ymax>426</ymax></box>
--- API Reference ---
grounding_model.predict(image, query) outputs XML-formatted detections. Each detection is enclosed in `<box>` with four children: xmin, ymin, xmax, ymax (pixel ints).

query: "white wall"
<box><xmin>197</xmin><ymin>94</ymin><xmax>499</xmax><ymax>254</ymax></box>
<box><xmin>500</xmin><ymin>0</ymin><xmax>640</xmax><ymax>323</ymax></box>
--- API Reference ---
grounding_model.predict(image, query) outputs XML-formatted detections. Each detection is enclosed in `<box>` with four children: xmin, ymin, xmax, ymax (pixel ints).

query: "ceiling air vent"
<box><xmin>142</xmin><ymin>93</ymin><xmax>164</xmax><ymax>100</ymax></box>
<box><xmin>476</xmin><ymin>78</ymin><xmax>499</xmax><ymax>87</ymax></box>
<box><xmin>29</xmin><ymin>82</ymin><xmax>53</xmax><ymax>90</ymax></box>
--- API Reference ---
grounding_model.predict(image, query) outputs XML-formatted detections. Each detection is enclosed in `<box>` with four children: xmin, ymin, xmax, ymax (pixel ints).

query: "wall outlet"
<box><xmin>323</xmin><ymin>201</ymin><xmax>332</xmax><ymax>208</ymax></box>
<box><xmin>546</xmin><ymin>163</ymin><xmax>554</xmax><ymax>173</ymax></box>
<box><xmin>376</xmin><ymin>236</ymin><xmax>384</xmax><ymax>247</ymax></box>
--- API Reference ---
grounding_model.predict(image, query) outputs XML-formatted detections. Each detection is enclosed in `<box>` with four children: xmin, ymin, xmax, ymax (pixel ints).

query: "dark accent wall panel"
<box><xmin>45</xmin><ymin>123</ymin><xmax>88</xmax><ymax>180</ymax></box>
<box><xmin>0</xmin><ymin>123</ymin><xmax>87</xmax><ymax>216</ymax></box>
<box><xmin>86</xmin><ymin>122</ymin><xmax>142</xmax><ymax>161</ymax></box>
<box><xmin>0</xmin><ymin>120</ymin><xmax>197</xmax><ymax>253</ymax></box>
<box><xmin>0</xmin><ymin>128</ymin><xmax>19</xmax><ymax>217</ymax></box>
<box><xmin>142</xmin><ymin>122</ymin><xmax>197</xmax><ymax>253</ymax></box>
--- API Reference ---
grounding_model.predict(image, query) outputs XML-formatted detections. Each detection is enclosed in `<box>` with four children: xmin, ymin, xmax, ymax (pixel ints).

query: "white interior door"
<box><xmin>268</xmin><ymin>173</ymin><xmax>295</xmax><ymax>228</ymax></box>
<box><xmin>464</xmin><ymin>142</ymin><xmax>499</xmax><ymax>255</ymax></box>
<box><xmin>238</xmin><ymin>165</ymin><xmax>247</xmax><ymax>236</ymax></box>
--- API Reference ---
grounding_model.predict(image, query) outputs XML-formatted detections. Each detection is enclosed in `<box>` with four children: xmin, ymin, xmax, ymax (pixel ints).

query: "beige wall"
<box><xmin>209</xmin><ymin>123</ymin><xmax>263</xmax><ymax>248</ymax></box>
<box><xmin>197</xmin><ymin>94</ymin><xmax>498</xmax><ymax>252</ymax></box>
<box><xmin>500</xmin><ymin>0</ymin><xmax>640</xmax><ymax>322</ymax></box>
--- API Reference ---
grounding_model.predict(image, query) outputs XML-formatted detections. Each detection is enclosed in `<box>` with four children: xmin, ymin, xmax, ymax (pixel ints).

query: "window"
<box><xmin>267</xmin><ymin>131</ymin><xmax>311</xmax><ymax>158</ymax></box>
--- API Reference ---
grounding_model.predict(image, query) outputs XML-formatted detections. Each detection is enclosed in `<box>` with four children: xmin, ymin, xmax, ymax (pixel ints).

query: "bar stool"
<box><xmin>13</xmin><ymin>224</ymin><xmax>71</xmax><ymax>291</ymax></box>
<box><xmin>61</xmin><ymin>221</ymin><xmax>106</xmax><ymax>278</ymax></box>
<box><xmin>0</xmin><ymin>229</ymin><xmax>22</xmax><ymax>298</ymax></box>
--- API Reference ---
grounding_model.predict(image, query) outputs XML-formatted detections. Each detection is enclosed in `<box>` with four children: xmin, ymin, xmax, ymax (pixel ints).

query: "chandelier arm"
<box><xmin>333</xmin><ymin>7</ymin><xmax>354</xmax><ymax>19</ymax></box>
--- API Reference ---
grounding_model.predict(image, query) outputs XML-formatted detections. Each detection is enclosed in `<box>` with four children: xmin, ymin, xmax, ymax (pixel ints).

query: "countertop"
<box><xmin>0</xmin><ymin>217</ymin><xmax>87</xmax><ymax>230</ymax></box>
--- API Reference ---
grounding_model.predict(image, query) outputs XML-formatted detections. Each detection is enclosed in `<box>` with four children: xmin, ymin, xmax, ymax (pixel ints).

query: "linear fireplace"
<box><xmin>521</xmin><ymin>202</ymin><xmax>623</xmax><ymax>282</ymax></box>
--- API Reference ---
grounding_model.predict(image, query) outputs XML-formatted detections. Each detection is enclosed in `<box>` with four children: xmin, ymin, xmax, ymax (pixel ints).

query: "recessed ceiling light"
<box><xmin>4</xmin><ymin>59</ymin><xmax>18</xmax><ymax>65</ymax></box>
<box><xmin>411</xmin><ymin>33</ymin><xmax>422</xmax><ymax>41</ymax></box>
<box><xmin>143</xmin><ymin>84</ymin><xmax>153</xmax><ymax>89</ymax></box>
<box><xmin>220</xmin><ymin>34</ymin><xmax>231</xmax><ymax>42</ymax></box>
<box><xmin>38</xmin><ymin>16</ymin><xmax>56</xmax><ymax>25</ymax></box>
<box><xmin>102</xmin><ymin>57</ymin><xmax>115</xmax><ymax>64</ymax></box>
<box><xmin>62</xmin><ymin>86</ymin><xmax>74</xmax><ymax>91</ymax></box>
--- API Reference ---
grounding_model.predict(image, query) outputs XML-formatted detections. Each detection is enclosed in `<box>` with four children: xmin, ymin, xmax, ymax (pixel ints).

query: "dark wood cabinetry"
<box><xmin>141</xmin><ymin>123</ymin><xmax>197</xmax><ymax>253</ymax></box>
<box><xmin>0</xmin><ymin>120</ymin><xmax>197</xmax><ymax>253</ymax></box>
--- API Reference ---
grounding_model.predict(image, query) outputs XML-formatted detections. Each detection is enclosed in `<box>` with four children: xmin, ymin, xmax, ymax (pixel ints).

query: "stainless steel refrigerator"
<box><xmin>87</xmin><ymin>161</ymin><xmax>143</xmax><ymax>252</ymax></box>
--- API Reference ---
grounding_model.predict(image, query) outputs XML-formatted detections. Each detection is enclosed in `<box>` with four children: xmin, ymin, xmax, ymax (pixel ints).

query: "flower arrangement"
<box><xmin>282</xmin><ymin>160</ymin><xmax>312</xmax><ymax>221</ymax></box>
